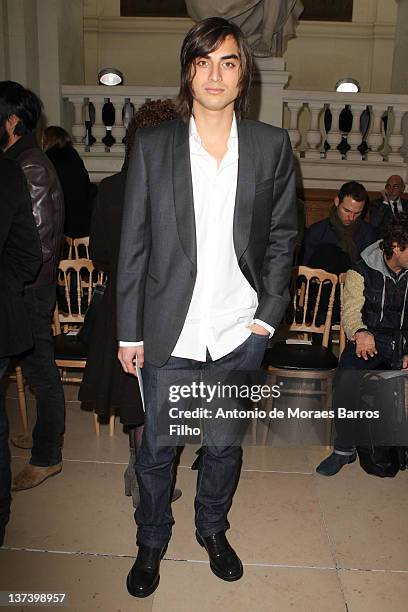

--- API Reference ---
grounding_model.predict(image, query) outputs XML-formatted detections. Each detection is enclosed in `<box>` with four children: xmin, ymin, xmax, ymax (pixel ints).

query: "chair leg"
<box><xmin>251</xmin><ymin>416</ymin><xmax>257</xmax><ymax>445</ymax></box>
<box><xmin>261</xmin><ymin>418</ymin><xmax>271</xmax><ymax>446</ymax></box>
<box><xmin>94</xmin><ymin>413</ymin><xmax>100</xmax><ymax>436</ymax></box>
<box><xmin>15</xmin><ymin>366</ymin><xmax>28</xmax><ymax>433</ymax></box>
<box><xmin>325</xmin><ymin>377</ymin><xmax>333</xmax><ymax>450</ymax></box>
<box><xmin>109</xmin><ymin>414</ymin><xmax>115</xmax><ymax>437</ymax></box>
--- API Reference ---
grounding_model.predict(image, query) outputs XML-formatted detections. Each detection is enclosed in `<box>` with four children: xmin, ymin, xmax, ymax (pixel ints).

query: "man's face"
<box><xmin>334</xmin><ymin>195</ymin><xmax>365</xmax><ymax>226</ymax></box>
<box><xmin>385</xmin><ymin>176</ymin><xmax>405</xmax><ymax>200</ymax></box>
<box><xmin>0</xmin><ymin>124</ymin><xmax>10</xmax><ymax>150</ymax></box>
<box><xmin>0</xmin><ymin>115</ymin><xmax>19</xmax><ymax>151</ymax></box>
<box><xmin>391</xmin><ymin>244</ymin><xmax>408</xmax><ymax>270</ymax></box>
<box><xmin>190</xmin><ymin>35</ymin><xmax>241</xmax><ymax>115</ymax></box>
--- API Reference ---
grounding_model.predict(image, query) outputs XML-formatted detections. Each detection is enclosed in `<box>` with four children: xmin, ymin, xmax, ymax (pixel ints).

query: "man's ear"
<box><xmin>6</xmin><ymin>114</ymin><xmax>19</xmax><ymax>134</ymax></box>
<box><xmin>334</xmin><ymin>196</ymin><xmax>340</xmax><ymax>208</ymax></box>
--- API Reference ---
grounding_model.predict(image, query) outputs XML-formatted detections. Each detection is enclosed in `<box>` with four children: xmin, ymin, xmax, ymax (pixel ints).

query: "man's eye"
<box><xmin>197</xmin><ymin>60</ymin><xmax>208</xmax><ymax>67</ymax></box>
<box><xmin>224</xmin><ymin>62</ymin><xmax>236</xmax><ymax>69</ymax></box>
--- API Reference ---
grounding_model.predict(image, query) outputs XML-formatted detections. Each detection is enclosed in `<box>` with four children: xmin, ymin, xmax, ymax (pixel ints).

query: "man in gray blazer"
<box><xmin>117</xmin><ymin>17</ymin><xmax>297</xmax><ymax>598</ymax></box>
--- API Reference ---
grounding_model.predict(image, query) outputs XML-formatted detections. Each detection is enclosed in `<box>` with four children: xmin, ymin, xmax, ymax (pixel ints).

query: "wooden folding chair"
<box><xmin>73</xmin><ymin>236</ymin><xmax>90</xmax><ymax>259</ymax></box>
<box><xmin>55</xmin><ymin>258</ymin><xmax>115</xmax><ymax>436</ymax></box>
<box><xmin>260</xmin><ymin>266</ymin><xmax>339</xmax><ymax>445</ymax></box>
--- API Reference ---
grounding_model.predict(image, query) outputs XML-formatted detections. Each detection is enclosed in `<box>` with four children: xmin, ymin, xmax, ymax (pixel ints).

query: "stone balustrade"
<box><xmin>283</xmin><ymin>90</ymin><xmax>408</xmax><ymax>163</ymax></box>
<box><xmin>62</xmin><ymin>85</ymin><xmax>179</xmax><ymax>178</ymax></box>
<box><xmin>283</xmin><ymin>90</ymin><xmax>408</xmax><ymax>189</ymax></box>
<box><xmin>63</xmin><ymin>85</ymin><xmax>408</xmax><ymax>188</ymax></box>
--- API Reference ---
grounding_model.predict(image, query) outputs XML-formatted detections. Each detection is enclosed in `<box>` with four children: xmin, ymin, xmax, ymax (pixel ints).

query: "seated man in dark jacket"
<box><xmin>317</xmin><ymin>213</ymin><xmax>408</xmax><ymax>476</ymax></box>
<box><xmin>303</xmin><ymin>181</ymin><xmax>378</xmax><ymax>274</ymax></box>
<box><xmin>303</xmin><ymin>181</ymin><xmax>377</xmax><ymax>323</ymax></box>
<box><xmin>369</xmin><ymin>175</ymin><xmax>408</xmax><ymax>234</ymax></box>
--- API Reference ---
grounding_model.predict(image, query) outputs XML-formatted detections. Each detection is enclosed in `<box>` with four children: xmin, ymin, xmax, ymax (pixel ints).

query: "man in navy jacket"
<box><xmin>303</xmin><ymin>181</ymin><xmax>377</xmax><ymax>275</ymax></box>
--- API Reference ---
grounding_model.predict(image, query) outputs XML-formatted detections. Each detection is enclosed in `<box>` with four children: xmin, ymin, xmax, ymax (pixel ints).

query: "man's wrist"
<box><xmin>119</xmin><ymin>341</ymin><xmax>144</xmax><ymax>347</ymax></box>
<box><xmin>355</xmin><ymin>328</ymin><xmax>372</xmax><ymax>336</ymax></box>
<box><xmin>252</xmin><ymin>319</ymin><xmax>275</xmax><ymax>338</ymax></box>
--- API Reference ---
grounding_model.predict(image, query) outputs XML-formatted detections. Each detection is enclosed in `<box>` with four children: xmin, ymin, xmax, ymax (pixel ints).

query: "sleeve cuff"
<box><xmin>252</xmin><ymin>319</ymin><xmax>275</xmax><ymax>338</ymax></box>
<box><xmin>119</xmin><ymin>341</ymin><xmax>144</xmax><ymax>347</ymax></box>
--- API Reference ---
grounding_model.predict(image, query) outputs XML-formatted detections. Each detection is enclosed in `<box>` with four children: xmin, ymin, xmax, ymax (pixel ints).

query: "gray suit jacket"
<box><xmin>117</xmin><ymin>118</ymin><xmax>297</xmax><ymax>366</ymax></box>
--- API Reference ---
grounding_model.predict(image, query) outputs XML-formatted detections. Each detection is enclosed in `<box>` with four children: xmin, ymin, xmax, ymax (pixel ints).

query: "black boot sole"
<box><xmin>196</xmin><ymin>532</ymin><xmax>243</xmax><ymax>582</ymax></box>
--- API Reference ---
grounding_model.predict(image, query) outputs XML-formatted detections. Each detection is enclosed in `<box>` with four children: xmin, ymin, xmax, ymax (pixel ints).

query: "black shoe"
<box><xmin>126</xmin><ymin>543</ymin><xmax>167</xmax><ymax>598</ymax></box>
<box><xmin>196</xmin><ymin>530</ymin><xmax>243</xmax><ymax>582</ymax></box>
<box><xmin>316</xmin><ymin>451</ymin><xmax>357</xmax><ymax>476</ymax></box>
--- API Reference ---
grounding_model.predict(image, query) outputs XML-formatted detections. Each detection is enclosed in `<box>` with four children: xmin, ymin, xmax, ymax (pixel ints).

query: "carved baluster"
<box><xmin>326</xmin><ymin>104</ymin><xmax>342</xmax><ymax>159</ymax></box>
<box><xmin>388</xmin><ymin>107</ymin><xmax>405</xmax><ymax>163</ymax></box>
<box><xmin>111</xmin><ymin>100</ymin><xmax>125</xmax><ymax>146</ymax></box>
<box><xmin>89</xmin><ymin>98</ymin><xmax>105</xmax><ymax>147</ymax></box>
<box><xmin>367</xmin><ymin>105</ymin><xmax>385</xmax><ymax>161</ymax></box>
<box><xmin>347</xmin><ymin>103</ymin><xmax>365</xmax><ymax>160</ymax></box>
<box><xmin>71</xmin><ymin>99</ymin><xmax>85</xmax><ymax>145</ymax></box>
<box><xmin>305</xmin><ymin>101</ymin><xmax>323</xmax><ymax>159</ymax></box>
<box><xmin>286</xmin><ymin>100</ymin><xmax>302</xmax><ymax>151</ymax></box>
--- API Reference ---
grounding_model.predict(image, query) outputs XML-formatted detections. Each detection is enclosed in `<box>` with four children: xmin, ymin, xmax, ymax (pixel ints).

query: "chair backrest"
<box><xmin>57</xmin><ymin>258</ymin><xmax>96</xmax><ymax>326</ymax></box>
<box><xmin>61</xmin><ymin>236</ymin><xmax>73</xmax><ymax>260</ymax></box>
<box><xmin>73</xmin><ymin>236</ymin><xmax>90</xmax><ymax>259</ymax></box>
<box><xmin>287</xmin><ymin>266</ymin><xmax>338</xmax><ymax>348</ymax></box>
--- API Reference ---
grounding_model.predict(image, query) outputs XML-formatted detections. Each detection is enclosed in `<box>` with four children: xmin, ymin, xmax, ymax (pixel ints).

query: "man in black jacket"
<box><xmin>369</xmin><ymin>175</ymin><xmax>408</xmax><ymax>233</ymax></box>
<box><xmin>0</xmin><ymin>156</ymin><xmax>42</xmax><ymax>545</ymax></box>
<box><xmin>303</xmin><ymin>181</ymin><xmax>377</xmax><ymax>274</ymax></box>
<box><xmin>0</xmin><ymin>81</ymin><xmax>65</xmax><ymax>491</ymax></box>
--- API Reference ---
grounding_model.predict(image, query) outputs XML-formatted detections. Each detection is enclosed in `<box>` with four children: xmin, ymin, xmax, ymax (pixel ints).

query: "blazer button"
<box><xmin>190</xmin><ymin>270</ymin><xmax>195</xmax><ymax>278</ymax></box>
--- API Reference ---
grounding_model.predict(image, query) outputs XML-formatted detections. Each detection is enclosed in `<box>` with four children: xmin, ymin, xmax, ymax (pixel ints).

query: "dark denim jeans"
<box><xmin>333</xmin><ymin>335</ymin><xmax>394</xmax><ymax>453</ymax></box>
<box><xmin>0</xmin><ymin>358</ymin><xmax>10</xmax><ymax>534</ymax></box>
<box><xmin>135</xmin><ymin>333</ymin><xmax>269</xmax><ymax>548</ymax></box>
<box><xmin>20</xmin><ymin>285</ymin><xmax>65</xmax><ymax>466</ymax></box>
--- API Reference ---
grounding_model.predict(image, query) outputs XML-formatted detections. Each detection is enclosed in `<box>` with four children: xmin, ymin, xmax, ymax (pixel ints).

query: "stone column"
<box><xmin>2</xmin><ymin>0</ymin><xmax>84</xmax><ymax>126</ymax></box>
<box><xmin>391</xmin><ymin>0</ymin><xmax>408</xmax><ymax>94</ymax></box>
<box><xmin>250</xmin><ymin>57</ymin><xmax>290</xmax><ymax>127</ymax></box>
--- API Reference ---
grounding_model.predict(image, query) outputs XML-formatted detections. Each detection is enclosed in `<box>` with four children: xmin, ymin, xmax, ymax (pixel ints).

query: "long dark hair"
<box><xmin>176</xmin><ymin>17</ymin><xmax>253</xmax><ymax>122</ymax></box>
<box><xmin>0</xmin><ymin>80</ymin><xmax>42</xmax><ymax>135</ymax></box>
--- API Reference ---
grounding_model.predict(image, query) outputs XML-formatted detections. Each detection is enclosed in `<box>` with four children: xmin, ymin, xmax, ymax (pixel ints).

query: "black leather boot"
<box><xmin>196</xmin><ymin>530</ymin><xmax>243</xmax><ymax>581</ymax></box>
<box><xmin>126</xmin><ymin>543</ymin><xmax>167</xmax><ymax>598</ymax></box>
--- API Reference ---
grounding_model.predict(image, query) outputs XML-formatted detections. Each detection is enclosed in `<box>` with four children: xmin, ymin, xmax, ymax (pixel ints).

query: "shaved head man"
<box><xmin>369</xmin><ymin>174</ymin><xmax>408</xmax><ymax>233</ymax></box>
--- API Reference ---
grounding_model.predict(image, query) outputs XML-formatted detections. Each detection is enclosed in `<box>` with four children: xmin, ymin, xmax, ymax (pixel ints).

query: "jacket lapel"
<box><xmin>173</xmin><ymin>121</ymin><xmax>197</xmax><ymax>267</ymax></box>
<box><xmin>233</xmin><ymin>120</ymin><xmax>255</xmax><ymax>263</ymax></box>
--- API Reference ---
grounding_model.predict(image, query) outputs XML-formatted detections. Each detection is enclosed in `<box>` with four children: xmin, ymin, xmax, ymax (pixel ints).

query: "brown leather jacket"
<box><xmin>5</xmin><ymin>133</ymin><xmax>64</xmax><ymax>287</ymax></box>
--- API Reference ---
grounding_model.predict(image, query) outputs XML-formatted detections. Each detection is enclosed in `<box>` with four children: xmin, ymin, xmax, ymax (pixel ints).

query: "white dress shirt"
<box><xmin>120</xmin><ymin>115</ymin><xmax>273</xmax><ymax>359</ymax></box>
<box><xmin>382</xmin><ymin>197</ymin><xmax>403</xmax><ymax>214</ymax></box>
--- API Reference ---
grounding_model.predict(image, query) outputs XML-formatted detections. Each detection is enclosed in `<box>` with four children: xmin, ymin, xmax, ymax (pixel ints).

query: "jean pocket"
<box><xmin>250</xmin><ymin>332</ymin><xmax>269</xmax><ymax>341</ymax></box>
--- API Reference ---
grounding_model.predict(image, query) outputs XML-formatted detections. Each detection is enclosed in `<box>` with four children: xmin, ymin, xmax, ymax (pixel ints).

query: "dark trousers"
<box><xmin>135</xmin><ymin>333</ymin><xmax>269</xmax><ymax>548</ymax></box>
<box><xmin>0</xmin><ymin>358</ymin><xmax>10</xmax><ymax>531</ymax></box>
<box><xmin>20</xmin><ymin>285</ymin><xmax>65</xmax><ymax>466</ymax></box>
<box><xmin>333</xmin><ymin>335</ymin><xmax>394</xmax><ymax>453</ymax></box>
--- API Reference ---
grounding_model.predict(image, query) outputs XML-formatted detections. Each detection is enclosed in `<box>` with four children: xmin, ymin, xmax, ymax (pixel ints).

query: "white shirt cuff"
<box><xmin>252</xmin><ymin>319</ymin><xmax>275</xmax><ymax>338</ymax></box>
<box><xmin>119</xmin><ymin>341</ymin><xmax>144</xmax><ymax>347</ymax></box>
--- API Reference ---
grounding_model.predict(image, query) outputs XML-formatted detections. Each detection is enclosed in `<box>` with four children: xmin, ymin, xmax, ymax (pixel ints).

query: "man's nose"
<box><xmin>209</xmin><ymin>63</ymin><xmax>222</xmax><ymax>82</ymax></box>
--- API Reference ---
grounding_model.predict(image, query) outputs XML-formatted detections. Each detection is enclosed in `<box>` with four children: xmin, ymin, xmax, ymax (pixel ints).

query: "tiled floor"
<box><xmin>1</xmin><ymin>383</ymin><xmax>408</xmax><ymax>611</ymax></box>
